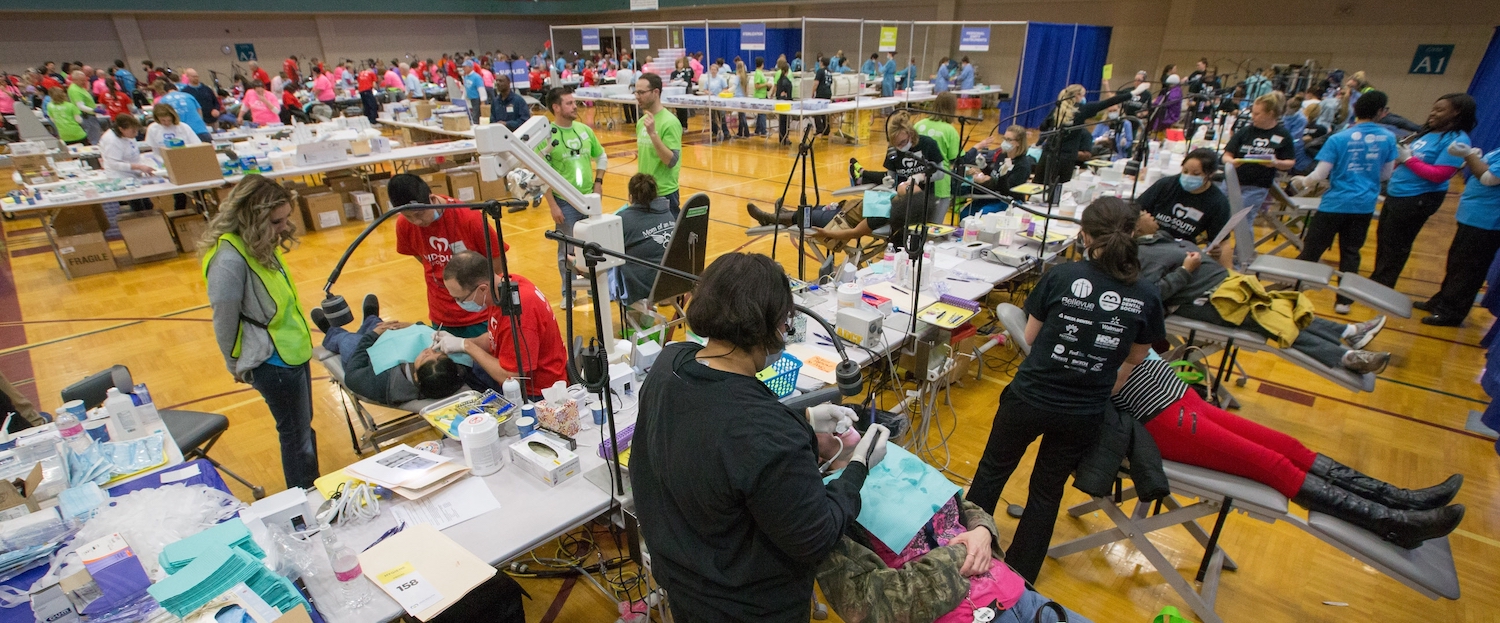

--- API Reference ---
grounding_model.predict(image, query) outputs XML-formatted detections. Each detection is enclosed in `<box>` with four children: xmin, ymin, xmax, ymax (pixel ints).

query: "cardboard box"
<box><xmin>509</xmin><ymin>434</ymin><xmax>580</xmax><ymax>487</ymax></box>
<box><xmin>0</xmin><ymin>464</ymin><xmax>45</xmax><ymax>521</ymax></box>
<box><xmin>325</xmin><ymin>175</ymin><xmax>368</xmax><ymax>214</ymax></box>
<box><xmin>166</xmin><ymin>210</ymin><xmax>208</xmax><ymax>252</ymax></box>
<box><xmin>115</xmin><ymin>209</ymin><xmax>177</xmax><ymax>262</ymax></box>
<box><xmin>299</xmin><ymin>191</ymin><xmax>345</xmax><ymax>231</ymax></box>
<box><xmin>349</xmin><ymin>138</ymin><xmax>372</xmax><ymax>157</ymax></box>
<box><xmin>441</xmin><ymin>113</ymin><xmax>471</xmax><ymax>132</ymax></box>
<box><xmin>478</xmin><ymin>176</ymin><xmax>507</xmax><ymax>202</ymax></box>
<box><xmin>446</xmin><ymin>170</ymin><xmax>480</xmax><ymax>203</ymax></box>
<box><xmin>52</xmin><ymin>205</ymin><xmax>110</xmax><ymax>237</ymax></box>
<box><xmin>479</xmin><ymin>104</ymin><xmax>491</xmax><ymax>120</ymax></box>
<box><xmin>413</xmin><ymin>100</ymin><xmax>435</xmax><ymax>120</ymax></box>
<box><xmin>295</xmin><ymin>140</ymin><xmax>350</xmax><ymax>167</ymax></box>
<box><xmin>348</xmin><ymin>191</ymin><xmax>377</xmax><ymax>221</ymax></box>
<box><xmin>371</xmin><ymin>179</ymin><xmax>391</xmax><ymax>215</ymax></box>
<box><xmin>418</xmin><ymin>171</ymin><xmax>448</xmax><ymax>198</ymax></box>
<box><xmin>158</xmin><ymin>144</ymin><xmax>223</xmax><ymax>185</ymax></box>
<box><xmin>56</xmin><ymin>232</ymin><xmax>117</xmax><ymax>277</ymax></box>
<box><xmin>10</xmin><ymin>154</ymin><xmax>49</xmax><ymax>176</ymax></box>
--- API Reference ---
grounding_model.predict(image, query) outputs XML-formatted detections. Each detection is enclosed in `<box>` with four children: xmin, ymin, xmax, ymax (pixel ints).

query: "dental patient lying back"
<box><xmin>812</xmin><ymin>431</ymin><xmax>1092</xmax><ymax>623</ymax></box>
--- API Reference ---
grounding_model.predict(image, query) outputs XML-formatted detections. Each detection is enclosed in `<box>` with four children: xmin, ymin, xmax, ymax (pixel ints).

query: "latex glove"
<box><xmin>1448</xmin><ymin>141</ymin><xmax>1482</xmax><ymax>159</ymax></box>
<box><xmin>806</xmin><ymin>403</ymin><xmax>857</xmax><ymax>434</ymax></box>
<box><xmin>849</xmin><ymin>424</ymin><xmax>890</xmax><ymax>469</ymax></box>
<box><xmin>433</xmin><ymin>331</ymin><xmax>466</xmax><ymax>354</ymax></box>
<box><xmin>997</xmin><ymin>158</ymin><xmax>1015</xmax><ymax>176</ymax></box>
<box><xmin>1396</xmin><ymin>144</ymin><xmax>1413</xmax><ymax>164</ymax></box>
<box><xmin>1289</xmin><ymin>176</ymin><xmax>1326</xmax><ymax>196</ymax></box>
<box><xmin>1132</xmin><ymin>81</ymin><xmax>1151</xmax><ymax>95</ymax></box>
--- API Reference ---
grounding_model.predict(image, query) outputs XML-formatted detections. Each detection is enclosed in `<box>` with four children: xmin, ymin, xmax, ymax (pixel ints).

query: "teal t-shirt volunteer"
<box><xmin>1387</xmin><ymin>129</ymin><xmax>1470</xmax><ymax>197</ymax></box>
<box><xmin>1457</xmin><ymin>148</ymin><xmax>1500</xmax><ymax>231</ymax></box>
<box><xmin>1313</xmin><ymin>122</ymin><xmax>1397</xmax><ymax>214</ymax></box>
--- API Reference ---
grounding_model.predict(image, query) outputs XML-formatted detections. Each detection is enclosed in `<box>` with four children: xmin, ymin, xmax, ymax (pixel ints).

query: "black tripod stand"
<box><xmin>770</xmin><ymin>119</ymin><xmax>821</xmax><ymax>280</ymax></box>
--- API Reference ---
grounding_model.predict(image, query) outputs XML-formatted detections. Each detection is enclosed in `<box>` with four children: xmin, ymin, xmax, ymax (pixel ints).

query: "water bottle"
<box><xmin>103</xmin><ymin>388</ymin><xmax>139</xmax><ymax>438</ymax></box>
<box><xmin>54</xmin><ymin>408</ymin><xmax>89</xmax><ymax>453</ymax></box>
<box><xmin>323</xmin><ymin>531</ymin><xmax>372</xmax><ymax>610</ymax></box>
<box><xmin>882</xmin><ymin>244</ymin><xmax>896</xmax><ymax>268</ymax></box>
<box><xmin>962</xmin><ymin>217</ymin><xmax>979</xmax><ymax>243</ymax></box>
<box><xmin>893</xmin><ymin>248</ymin><xmax>909</xmax><ymax>286</ymax></box>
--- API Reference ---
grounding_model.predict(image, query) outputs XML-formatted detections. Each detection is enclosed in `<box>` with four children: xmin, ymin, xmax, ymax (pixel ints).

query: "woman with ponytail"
<box><xmin>966</xmin><ymin>196</ymin><xmax>1166</xmax><ymax>584</ymax></box>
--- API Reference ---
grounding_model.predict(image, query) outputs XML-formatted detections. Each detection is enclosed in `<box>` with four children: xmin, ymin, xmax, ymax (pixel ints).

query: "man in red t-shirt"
<box><xmin>356</xmin><ymin>66</ymin><xmax>379</xmax><ymax>123</ymax></box>
<box><xmin>440</xmin><ymin>251</ymin><xmax>569</xmax><ymax>398</ymax></box>
<box><xmin>283</xmin><ymin>56</ymin><xmax>301</xmax><ymax>85</ymax></box>
<box><xmin>390</xmin><ymin>174</ymin><xmax>505</xmax><ymax>338</ymax></box>
<box><xmin>248</xmin><ymin>61</ymin><xmax>271</xmax><ymax>90</ymax></box>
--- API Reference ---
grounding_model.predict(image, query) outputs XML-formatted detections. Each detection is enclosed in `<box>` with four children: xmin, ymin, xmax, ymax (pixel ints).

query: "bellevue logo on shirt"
<box><xmin>1071</xmin><ymin>278</ymin><xmax>1093</xmax><ymax>298</ymax></box>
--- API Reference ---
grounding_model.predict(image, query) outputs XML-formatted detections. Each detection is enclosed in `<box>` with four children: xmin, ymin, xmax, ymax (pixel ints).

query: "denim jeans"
<box><xmin>663</xmin><ymin>190</ymin><xmax>681</xmax><ymax>220</ymax></box>
<box><xmin>996</xmin><ymin>590</ymin><xmax>1094</xmax><ymax>623</ymax></box>
<box><xmin>1233</xmin><ymin>185</ymin><xmax>1271</xmax><ymax>270</ymax></box>
<box><xmin>247</xmin><ymin>362</ymin><xmax>319</xmax><ymax>489</ymax></box>
<box><xmin>322</xmin><ymin>315</ymin><xmax>381</xmax><ymax>366</ymax></box>
<box><xmin>555</xmin><ymin>197</ymin><xmax>589</xmax><ymax>298</ymax></box>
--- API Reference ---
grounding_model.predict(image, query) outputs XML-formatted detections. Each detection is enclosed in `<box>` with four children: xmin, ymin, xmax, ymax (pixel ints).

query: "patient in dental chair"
<box><xmin>812</xmin><ymin>431</ymin><xmax>1091</xmax><ymax>623</ymax></box>
<box><xmin>1135</xmin><ymin>210</ymin><xmax>1393</xmax><ymax>374</ymax></box>
<box><xmin>1115</xmin><ymin>356</ymin><xmax>1464</xmax><ymax>549</ymax></box>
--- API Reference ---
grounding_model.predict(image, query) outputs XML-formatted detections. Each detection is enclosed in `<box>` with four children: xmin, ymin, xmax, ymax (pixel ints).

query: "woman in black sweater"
<box><xmin>1036</xmin><ymin>82</ymin><xmax>1146</xmax><ymax>184</ymax></box>
<box><xmin>957</xmin><ymin>124</ymin><xmax>1035</xmax><ymax>216</ymax></box>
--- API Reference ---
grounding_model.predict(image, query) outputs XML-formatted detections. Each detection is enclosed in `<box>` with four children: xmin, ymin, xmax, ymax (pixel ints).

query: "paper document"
<box><xmin>346</xmin><ymin>445</ymin><xmax>452</xmax><ymax>489</ymax></box>
<box><xmin>358</xmin><ymin>523</ymin><xmax>496</xmax><ymax>621</ymax></box>
<box><xmin>390</xmin><ymin>477</ymin><xmax>500</xmax><ymax>531</ymax></box>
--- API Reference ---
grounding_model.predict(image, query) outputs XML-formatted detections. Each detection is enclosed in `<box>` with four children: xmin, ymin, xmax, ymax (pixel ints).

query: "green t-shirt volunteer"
<box><xmin>914</xmin><ymin>118</ymin><xmax>960</xmax><ymax>198</ymax></box>
<box><xmin>541</xmin><ymin>121</ymin><xmax>605</xmax><ymax>199</ymax></box>
<box><xmin>637</xmin><ymin>109</ymin><xmax>682</xmax><ymax>196</ymax></box>
<box><xmin>67</xmin><ymin>83</ymin><xmax>98</xmax><ymax>118</ymax></box>
<box><xmin>47</xmin><ymin>101</ymin><xmax>86</xmax><ymax>142</ymax></box>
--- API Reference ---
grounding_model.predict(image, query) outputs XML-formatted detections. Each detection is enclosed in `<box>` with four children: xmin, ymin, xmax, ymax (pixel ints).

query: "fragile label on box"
<box><xmin>456</xmin><ymin>187</ymin><xmax>475</xmax><ymax>201</ymax></box>
<box><xmin>320</xmin><ymin>212</ymin><xmax>340</xmax><ymax>228</ymax></box>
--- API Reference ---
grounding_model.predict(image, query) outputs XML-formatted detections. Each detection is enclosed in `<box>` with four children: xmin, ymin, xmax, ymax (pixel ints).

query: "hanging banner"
<box><xmin>958</xmin><ymin>27</ymin><xmax>990</xmax><ymax>52</ymax></box>
<box><xmin>629</xmin><ymin>0</ymin><xmax>658</xmax><ymax>9</ymax></box>
<box><xmin>741</xmin><ymin>23</ymin><xmax>766</xmax><ymax>51</ymax></box>
<box><xmin>582</xmin><ymin>29</ymin><xmax>600</xmax><ymax>51</ymax></box>
<box><xmin>878</xmin><ymin>27</ymin><xmax>899</xmax><ymax>52</ymax></box>
<box><xmin>632</xmin><ymin>29</ymin><xmax>650</xmax><ymax>50</ymax></box>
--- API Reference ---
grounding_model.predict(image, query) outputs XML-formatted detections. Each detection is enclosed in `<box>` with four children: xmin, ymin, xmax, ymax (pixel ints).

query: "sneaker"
<box><xmin>1342</xmin><ymin>350</ymin><xmax>1391</xmax><ymax>374</ymax></box>
<box><xmin>1334</xmin><ymin>303</ymin><xmax>1352</xmax><ymax>315</ymax></box>
<box><xmin>310</xmin><ymin>307</ymin><xmax>330</xmax><ymax>333</ymax></box>
<box><xmin>362</xmin><ymin>293</ymin><xmax>379</xmax><ymax>321</ymax></box>
<box><xmin>848</xmin><ymin>158</ymin><xmax>864</xmax><ymax>186</ymax></box>
<box><xmin>1343</xmin><ymin>315</ymin><xmax>1387</xmax><ymax>350</ymax></box>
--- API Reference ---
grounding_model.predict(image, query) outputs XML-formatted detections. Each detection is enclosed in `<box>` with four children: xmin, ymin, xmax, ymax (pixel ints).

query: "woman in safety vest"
<box><xmin>201</xmin><ymin>175</ymin><xmax>319</xmax><ymax>489</ymax></box>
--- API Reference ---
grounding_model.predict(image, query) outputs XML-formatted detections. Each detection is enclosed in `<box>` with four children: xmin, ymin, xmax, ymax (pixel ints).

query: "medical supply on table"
<box><xmin>962</xmin><ymin>217</ymin><xmax>980</xmax><ymax>243</ymax></box>
<box><xmin>0</xmin><ymin>430</ymin><xmax>69</xmax><ymax>502</ymax></box>
<box><xmin>29</xmin><ymin>584</ymin><xmax>80</xmax><ymax>623</ymax></box>
<box><xmin>323</xmin><ymin>530</ymin><xmax>373</xmax><ymax>610</ymax></box>
<box><xmin>588</xmin><ymin>398</ymin><xmax>604</xmax><ymax>427</ymax></box>
<box><xmin>598</xmin><ymin>423</ymin><xmax>636</xmax><ymax>460</ymax></box>
<box><xmin>757</xmin><ymin>353</ymin><xmax>804</xmax><ymax>399</ymax></box>
<box><xmin>148</xmin><ymin>539</ymin><xmax>309</xmax><ymax>617</ymax></box>
<box><xmin>837</xmin><ymin>282</ymin><xmax>863</xmax><ymax>309</ymax></box>
<box><xmin>128</xmin><ymin>383</ymin><xmax>163</xmax><ymax>430</ymax></box>
<box><xmin>344</xmin><ymin>445</ymin><xmax>461</xmax><ymax>494</ymax></box>
<box><xmin>501</xmin><ymin>378</ymin><xmax>523</xmax><ymax>405</ymax></box>
<box><xmin>159</xmin><ymin>518</ymin><xmax>265</xmax><ymax>574</ymax></box>
<box><xmin>419</xmin><ymin>390</ymin><xmax>516</xmax><ymax>439</ymax></box>
<box><xmin>71</xmin><ymin>484</ymin><xmax>244</xmax><ymax>578</ymax></box>
<box><xmin>534</xmin><ymin>383</ymin><xmax>581</xmax><ymax>437</ymax></box>
<box><xmin>0</xmin><ymin>506</ymin><xmax>69</xmax><ymax>550</ymax></box>
<box><xmin>57</xmin><ymin>483</ymin><xmax>107</xmax><ymax>522</ymax></box>
<box><xmin>244</xmin><ymin>488</ymin><xmax>317</xmax><ymax>535</ymax></box>
<box><xmin>631</xmin><ymin>340</ymin><xmax>662</xmax><ymax>372</ymax></box>
<box><xmin>76</xmin><ymin>533</ymin><xmax>151</xmax><ymax>615</ymax></box>
<box><xmin>66</xmin><ymin>440</ymin><xmax>113</xmax><ymax>487</ymax></box>
<box><xmin>516</xmin><ymin>413</ymin><xmax>537</xmax><ymax>437</ymax></box>
<box><xmin>955</xmin><ymin>240</ymin><xmax>993</xmax><ymax>260</ymax></box>
<box><xmin>315</xmin><ymin>479</ymin><xmax>383</xmax><ymax>526</ymax></box>
<box><xmin>82</xmin><ymin>418</ymin><xmax>110</xmax><ymax>444</ymax></box>
<box><xmin>458</xmin><ymin>413</ymin><xmax>506</xmax><ymax>476</ymax></box>
<box><xmin>102</xmin><ymin>432</ymin><xmax>167</xmax><ymax>476</ymax></box>
<box><xmin>508</xmin><ymin>434</ymin><xmax>581</xmax><ymax>487</ymax></box>
<box><xmin>102</xmin><ymin>387</ymin><xmax>141</xmax><ymax>440</ymax></box>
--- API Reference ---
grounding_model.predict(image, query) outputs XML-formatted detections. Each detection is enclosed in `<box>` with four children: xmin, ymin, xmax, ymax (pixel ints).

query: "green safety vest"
<box><xmin>201</xmin><ymin>233</ymin><xmax>312</xmax><ymax>365</ymax></box>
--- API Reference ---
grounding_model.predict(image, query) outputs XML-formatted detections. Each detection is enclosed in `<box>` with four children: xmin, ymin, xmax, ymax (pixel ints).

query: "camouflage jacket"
<box><xmin>814</xmin><ymin>499</ymin><xmax>1005</xmax><ymax>623</ymax></box>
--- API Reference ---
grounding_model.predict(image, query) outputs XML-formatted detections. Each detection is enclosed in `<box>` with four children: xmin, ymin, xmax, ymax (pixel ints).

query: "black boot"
<box><xmin>1310</xmin><ymin>454</ymin><xmax>1462</xmax><ymax>511</ymax></box>
<box><xmin>1293</xmin><ymin>473</ymin><xmax>1464</xmax><ymax>549</ymax></box>
<box><xmin>746</xmin><ymin>202</ymin><xmax>795</xmax><ymax>227</ymax></box>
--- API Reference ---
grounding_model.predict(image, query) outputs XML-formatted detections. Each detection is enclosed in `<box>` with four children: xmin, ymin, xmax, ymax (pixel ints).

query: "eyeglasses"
<box><xmin>633</xmin><ymin>89</ymin><xmax>656</xmax><ymax>95</ymax></box>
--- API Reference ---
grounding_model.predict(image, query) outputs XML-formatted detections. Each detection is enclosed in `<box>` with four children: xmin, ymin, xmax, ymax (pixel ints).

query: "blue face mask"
<box><xmin>458</xmin><ymin>287</ymin><xmax>486</xmax><ymax>312</ymax></box>
<box><xmin>1026</xmin><ymin>145</ymin><xmax>1044</xmax><ymax>162</ymax></box>
<box><xmin>1179</xmin><ymin>174</ymin><xmax>1206</xmax><ymax>192</ymax></box>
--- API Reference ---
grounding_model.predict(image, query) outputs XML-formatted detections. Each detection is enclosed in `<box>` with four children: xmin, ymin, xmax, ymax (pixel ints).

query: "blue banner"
<box><xmin>582</xmin><ymin>28</ymin><xmax>599</xmax><ymax>51</ymax></box>
<box><xmin>959</xmin><ymin>26</ymin><xmax>990</xmax><ymax>52</ymax></box>
<box><xmin>741</xmin><ymin>23</ymin><xmax>766</xmax><ymax>51</ymax></box>
<box><xmin>632</xmin><ymin>29</ymin><xmax>649</xmax><ymax>50</ymax></box>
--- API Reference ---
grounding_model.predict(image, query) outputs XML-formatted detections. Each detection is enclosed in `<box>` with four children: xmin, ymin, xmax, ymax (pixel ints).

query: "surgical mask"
<box><xmin>1108</xmin><ymin>111</ymin><xmax>1120</xmax><ymax>119</ymax></box>
<box><xmin>1078</xmin><ymin>95</ymin><xmax>1086</xmax><ymax>105</ymax></box>
<box><xmin>1027</xmin><ymin>145</ymin><xmax>1044</xmax><ymax>161</ymax></box>
<box><xmin>458</xmin><ymin>287</ymin><xmax>486</xmax><ymax>312</ymax></box>
<box><xmin>1166</xmin><ymin>74</ymin><xmax>1181</xmax><ymax>87</ymax></box>
<box><xmin>1179</xmin><ymin>174</ymin><xmax>1206</xmax><ymax>192</ymax></box>
<box><xmin>1000</xmin><ymin>140</ymin><xmax>1016</xmax><ymax>153</ymax></box>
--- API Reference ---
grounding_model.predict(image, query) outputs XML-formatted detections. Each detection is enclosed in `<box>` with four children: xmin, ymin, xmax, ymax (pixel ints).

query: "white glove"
<box><xmin>806</xmin><ymin>403</ymin><xmax>858</xmax><ymax>435</ymax></box>
<box><xmin>1397</xmin><ymin>144</ymin><xmax>1413</xmax><ymax>164</ymax></box>
<box><xmin>1448</xmin><ymin>141</ymin><xmax>1482</xmax><ymax>159</ymax></box>
<box><xmin>433</xmin><ymin>331</ymin><xmax>466</xmax><ymax>354</ymax></box>
<box><xmin>1290</xmin><ymin>176</ymin><xmax>1327</xmax><ymax>196</ymax></box>
<box><xmin>997</xmin><ymin>158</ymin><xmax>1015</xmax><ymax>176</ymax></box>
<box><xmin>1132</xmin><ymin>82</ymin><xmax>1151</xmax><ymax>95</ymax></box>
<box><xmin>849</xmin><ymin>424</ymin><xmax>891</xmax><ymax>469</ymax></box>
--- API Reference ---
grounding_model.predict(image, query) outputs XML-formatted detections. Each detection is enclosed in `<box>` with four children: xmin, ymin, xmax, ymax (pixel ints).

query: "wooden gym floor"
<box><xmin>2</xmin><ymin>107</ymin><xmax>1497</xmax><ymax>622</ymax></box>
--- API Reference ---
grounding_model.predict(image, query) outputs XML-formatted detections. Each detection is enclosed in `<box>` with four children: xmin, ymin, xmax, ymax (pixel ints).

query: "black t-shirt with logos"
<box><xmin>1135</xmin><ymin>175</ymin><xmax>1233</xmax><ymax>244</ymax></box>
<box><xmin>1225</xmin><ymin>123</ymin><xmax>1296</xmax><ymax>188</ymax></box>
<box><xmin>883</xmin><ymin>135</ymin><xmax>946</xmax><ymax>185</ymax></box>
<box><xmin>1012</xmin><ymin>260</ymin><xmax>1166</xmax><ymax>416</ymax></box>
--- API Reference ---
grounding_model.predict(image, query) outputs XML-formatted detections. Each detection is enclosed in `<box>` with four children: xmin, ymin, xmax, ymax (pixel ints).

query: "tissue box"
<box><xmin>955</xmin><ymin>241</ymin><xmax>993</xmax><ymax>260</ymax></box>
<box><xmin>509</xmin><ymin>434</ymin><xmax>580</xmax><ymax>487</ymax></box>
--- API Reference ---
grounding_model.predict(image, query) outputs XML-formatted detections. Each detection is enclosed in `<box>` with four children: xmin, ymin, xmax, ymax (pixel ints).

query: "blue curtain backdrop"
<box><xmin>683</xmin><ymin>27</ymin><xmax>801</xmax><ymax>70</ymax></box>
<box><xmin>1468</xmin><ymin>26</ymin><xmax>1500</xmax><ymax>151</ymax></box>
<box><xmin>1012</xmin><ymin>22</ymin><xmax>1113</xmax><ymax>128</ymax></box>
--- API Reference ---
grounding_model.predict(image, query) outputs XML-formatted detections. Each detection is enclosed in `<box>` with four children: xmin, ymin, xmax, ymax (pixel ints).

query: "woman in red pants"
<box><xmin>1113</xmin><ymin>357</ymin><xmax>1465</xmax><ymax>549</ymax></box>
